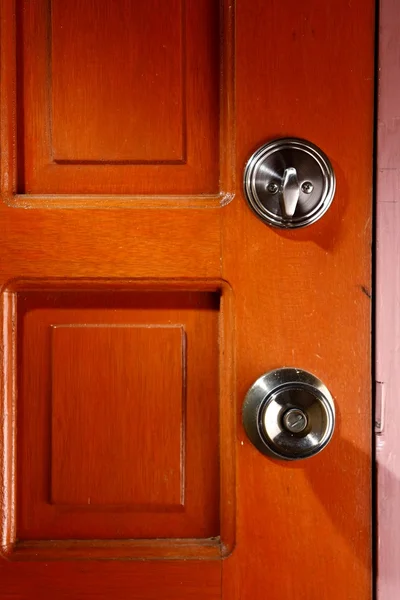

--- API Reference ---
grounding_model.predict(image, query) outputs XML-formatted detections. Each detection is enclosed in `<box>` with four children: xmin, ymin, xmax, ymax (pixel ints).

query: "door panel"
<box><xmin>2</xmin><ymin>279</ymin><xmax>235</xmax><ymax>563</ymax></box>
<box><xmin>16</xmin><ymin>0</ymin><xmax>221</xmax><ymax>195</ymax></box>
<box><xmin>222</xmin><ymin>2</ymin><xmax>374</xmax><ymax>598</ymax></box>
<box><xmin>17</xmin><ymin>290</ymin><xmax>220</xmax><ymax>541</ymax></box>
<box><xmin>5</xmin><ymin>0</ymin><xmax>234</xmax><ymax>202</ymax></box>
<box><xmin>0</xmin><ymin>0</ymin><xmax>374</xmax><ymax>598</ymax></box>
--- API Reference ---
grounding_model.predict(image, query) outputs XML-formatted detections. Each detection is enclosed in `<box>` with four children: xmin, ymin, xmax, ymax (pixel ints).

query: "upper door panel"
<box><xmin>2</xmin><ymin>0</ymin><xmax>234</xmax><ymax>201</ymax></box>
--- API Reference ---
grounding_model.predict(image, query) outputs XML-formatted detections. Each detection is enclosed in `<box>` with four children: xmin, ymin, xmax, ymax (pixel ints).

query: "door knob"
<box><xmin>243</xmin><ymin>138</ymin><xmax>336</xmax><ymax>228</ymax></box>
<box><xmin>242</xmin><ymin>368</ymin><xmax>335</xmax><ymax>460</ymax></box>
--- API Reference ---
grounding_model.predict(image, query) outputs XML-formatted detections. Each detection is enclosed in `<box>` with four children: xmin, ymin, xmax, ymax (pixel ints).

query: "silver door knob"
<box><xmin>242</xmin><ymin>368</ymin><xmax>335</xmax><ymax>460</ymax></box>
<box><xmin>243</xmin><ymin>138</ymin><xmax>336</xmax><ymax>228</ymax></box>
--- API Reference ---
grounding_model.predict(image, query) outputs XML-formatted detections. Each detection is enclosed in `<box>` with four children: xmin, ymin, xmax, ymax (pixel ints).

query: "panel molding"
<box><xmin>9</xmin><ymin>538</ymin><xmax>221</xmax><ymax>561</ymax></box>
<box><xmin>0</xmin><ymin>0</ymin><xmax>236</xmax><ymax>206</ymax></box>
<box><xmin>18</xmin><ymin>290</ymin><xmax>218</xmax><ymax>540</ymax></box>
<box><xmin>0</xmin><ymin>279</ymin><xmax>235</xmax><ymax>561</ymax></box>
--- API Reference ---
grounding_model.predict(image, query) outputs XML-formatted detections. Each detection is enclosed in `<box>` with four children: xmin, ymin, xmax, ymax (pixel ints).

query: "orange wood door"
<box><xmin>0</xmin><ymin>1</ymin><xmax>374</xmax><ymax>598</ymax></box>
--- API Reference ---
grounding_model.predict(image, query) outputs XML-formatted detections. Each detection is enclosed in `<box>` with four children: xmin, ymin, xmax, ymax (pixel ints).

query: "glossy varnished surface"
<box><xmin>0</xmin><ymin>562</ymin><xmax>221</xmax><ymax>599</ymax></box>
<box><xmin>16</xmin><ymin>0</ymin><xmax>220</xmax><ymax>195</ymax></box>
<box><xmin>1</xmin><ymin>280</ymin><xmax>235</xmax><ymax>571</ymax></box>
<box><xmin>16</xmin><ymin>291</ymin><xmax>220</xmax><ymax>542</ymax></box>
<box><xmin>222</xmin><ymin>1</ymin><xmax>374</xmax><ymax>598</ymax></box>
<box><xmin>0</xmin><ymin>0</ymin><xmax>374</xmax><ymax>598</ymax></box>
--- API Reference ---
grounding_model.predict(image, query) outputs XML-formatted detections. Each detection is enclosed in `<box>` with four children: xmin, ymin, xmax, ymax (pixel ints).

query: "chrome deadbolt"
<box><xmin>244</xmin><ymin>138</ymin><xmax>336</xmax><ymax>228</ymax></box>
<box><xmin>242</xmin><ymin>368</ymin><xmax>335</xmax><ymax>460</ymax></box>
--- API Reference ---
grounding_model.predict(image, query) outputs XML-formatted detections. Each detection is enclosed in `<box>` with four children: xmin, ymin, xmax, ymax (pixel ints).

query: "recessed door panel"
<box><xmin>9</xmin><ymin>0</ymin><xmax>231</xmax><ymax>198</ymax></box>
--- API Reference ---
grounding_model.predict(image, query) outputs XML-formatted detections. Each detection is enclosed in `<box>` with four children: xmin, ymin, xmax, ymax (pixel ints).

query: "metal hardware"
<box><xmin>301</xmin><ymin>181</ymin><xmax>314</xmax><ymax>194</ymax></box>
<box><xmin>282</xmin><ymin>408</ymin><xmax>308</xmax><ymax>433</ymax></box>
<box><xmin>281</xmin><ymin>167</ymin><xmax>299</xmax><ymax>219</ymax></box>
<box><xmin>375</xmin><ymin>381</ymin><xmax>385</xmax><ymax>435</ymax></box>
<box><xmin>242</xmin><ymin>368</ymin><xmax>335</xmax><ymax>460</ymax></box>
<box><xmin>243</xmin><ymin>138</ymin><xmax>336</xmax><ymax>229</ymax></box>
<box><xmin>267</xmin><ymin>181</ymin><xmax>279</xmax><ymax>194</ymax></box>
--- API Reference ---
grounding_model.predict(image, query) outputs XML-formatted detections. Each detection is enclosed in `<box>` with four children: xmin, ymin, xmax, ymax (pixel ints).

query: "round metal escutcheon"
<box><xmin>242</xmin><ymin>368</ymin><xmax>335</xmax><ymax>461</ymax></box>
<box><xmin>243</xmin><ymin>138</ymin><xmax>336</xmax><ymax>229</ymax></box>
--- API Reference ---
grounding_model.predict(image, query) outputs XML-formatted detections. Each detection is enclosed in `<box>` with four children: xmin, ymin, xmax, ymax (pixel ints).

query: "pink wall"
<box><xmin>376</xmin><ymin>0</ymin><xmax>400</xmax><ymax>596</ymax></box>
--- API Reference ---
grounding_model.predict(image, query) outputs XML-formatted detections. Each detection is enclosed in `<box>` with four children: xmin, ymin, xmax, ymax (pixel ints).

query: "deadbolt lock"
<box><xmin>242</xmin><ymin>368</ymin><xmax>335</xmax><ymax>460</ymax></box>
<box><xmin>243</xmin><ymin>138</ymin><xmax>336</xmax><ymax>228</ymax></box>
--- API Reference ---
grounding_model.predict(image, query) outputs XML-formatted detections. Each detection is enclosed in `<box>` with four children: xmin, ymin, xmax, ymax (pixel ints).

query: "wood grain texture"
<box><xmin>16</xmin><ymin>290</ymin><xmax>221</xmax><ymax>542</ymax></box>
<box><xmin>51</xmin><ymin>0</ymin><xmax>185</xmax><ymax>163</ymax></box>
<box><xmin>51</xmin><ymin>325</ymin><xmax>185</xmax><ymax>508</ymax></box>
<box><xmin>0</xmin><ymin>291</ymin><xmax>16</xmax><ymax>553</ymax></box>
<box><xmin>1</xmin><ymin>0</ymin><xmax>235</xmax><ymax>207</ymax></box>
<box><xmin>13</xmin><ymin>0</ymin><xmax>221</xmax><ymax>196</ymax></box>
<box><xmin>376</xmin><ymin>0</ymin><xmax>400</xmax><ymax>596</ymax></box>
<box><xmin>0</xmin><ymin>0</ymin><xmax>374</xmax><ymax>597</ymax></box>
<box><xmin>0</xmin><ymin>209</ymin><xmax>221</xmax><ymax>280</ymax></box>
<box><xmin>221</xmin><ymin>1</ymin><xmax>374</xmax><ymax>599</ymax></box>
<box><xmin>0</xmin><ymin>561</ymin><xmax>221</xmax><ymax>600</ymax></box>
<box><xmin>11</xmin><ymin>538</ymin><xmax>221</xmax><ymax>562</ymax></box>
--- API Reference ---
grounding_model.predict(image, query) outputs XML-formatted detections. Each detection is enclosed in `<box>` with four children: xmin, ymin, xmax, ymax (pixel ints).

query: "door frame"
<box><xmin>376</xmin><ymin>0</ymin><xmax>400</xmax><ymax>597</ymax></box>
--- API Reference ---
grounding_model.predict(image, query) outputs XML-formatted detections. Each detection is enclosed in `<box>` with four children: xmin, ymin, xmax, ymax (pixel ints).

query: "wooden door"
<box><xmin>0</xmin><ymin>1</ymin><xmax>374</xmax><ymax>598</ymax></box>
